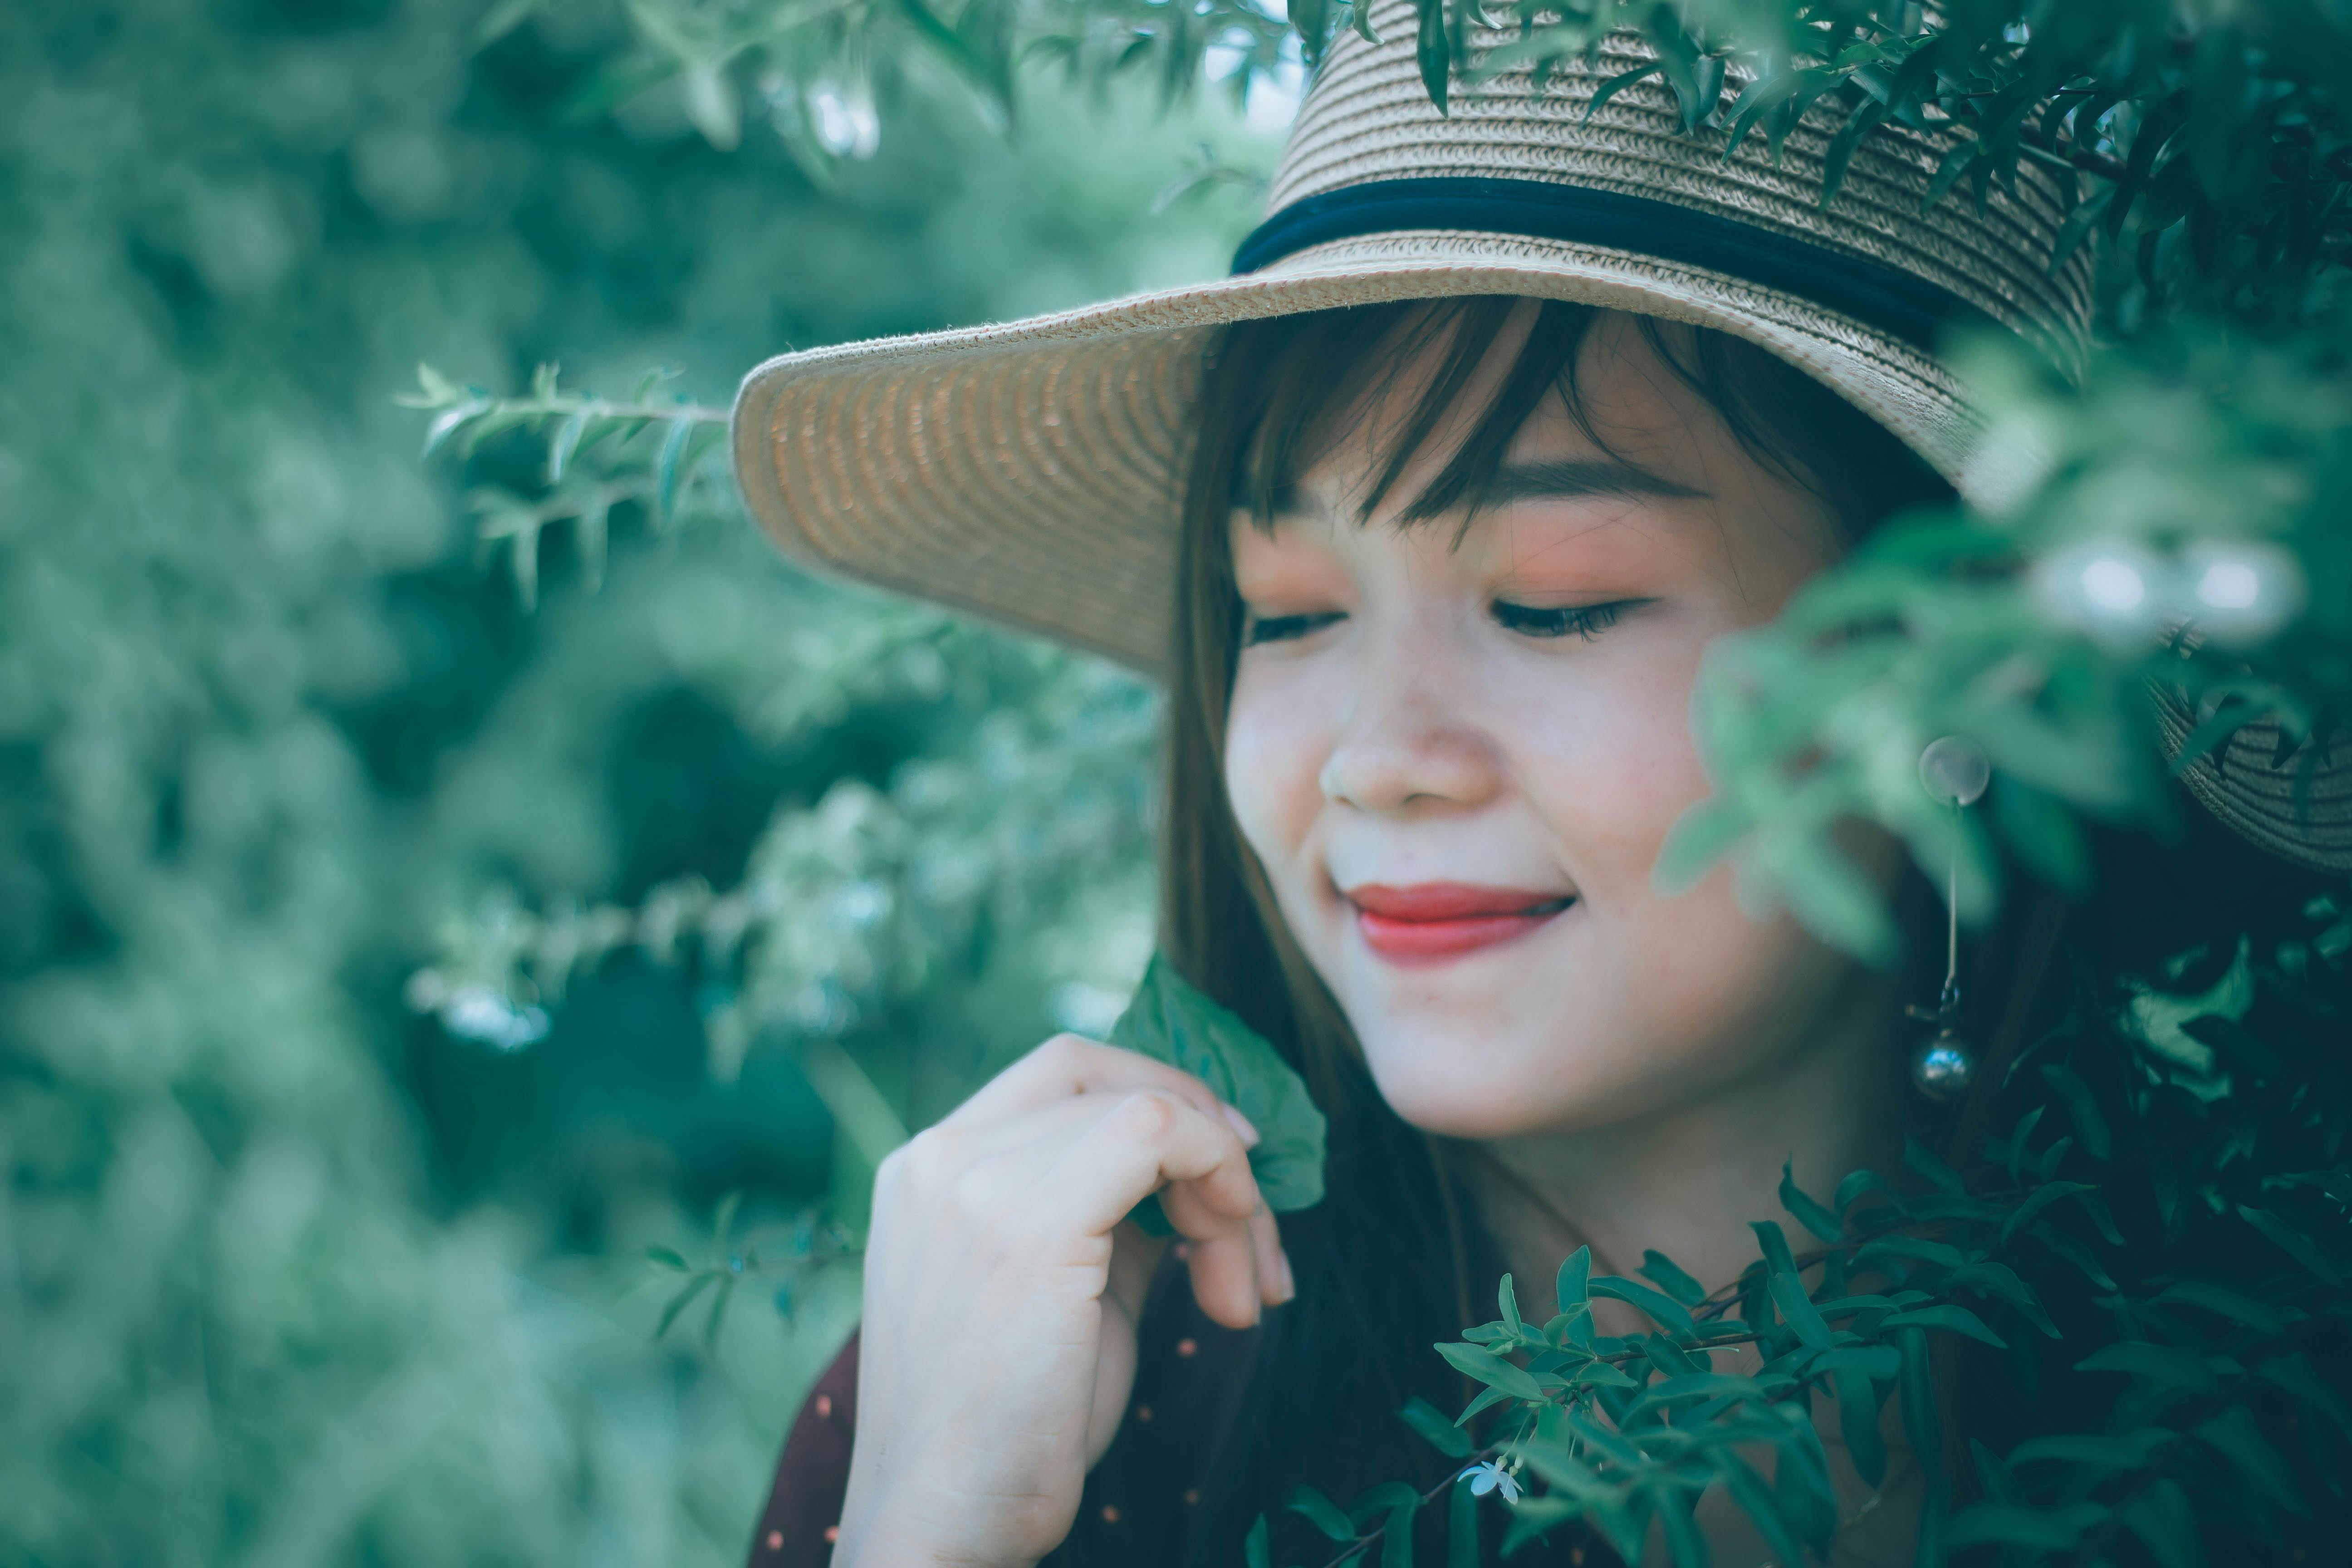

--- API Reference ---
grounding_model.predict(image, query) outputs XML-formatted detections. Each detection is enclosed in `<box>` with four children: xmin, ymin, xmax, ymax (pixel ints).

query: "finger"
<box><xmin>945</xmin><ymin>1034</ymin><xmax>1258</xmax><ymax>1138</ymax></box>
<box><xmin>1158</xmin><ymin>1179</ymin><xmax>1260</xmax><ymax>1329</ymax></box>
<box><xmin>922</xmin><ymin>1088</ymin><xmax>1247</xmax><ymax>1186</ymax></box>
<box><xmin>1039</xmin><ymin>1090</ymin><xmax>1263</xmax><ymax>1240</ymax></box>
<box><xmin>1248</xmin><ymin>1203</ymin><xmax>1295</xmax><ymax>1307</ymax></box>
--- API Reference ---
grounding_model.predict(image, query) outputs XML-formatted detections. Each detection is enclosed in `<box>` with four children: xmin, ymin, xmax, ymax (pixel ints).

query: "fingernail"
<box><xmin>1276</xmin><ymin>1249</ymin><xmax>1297</xmax><ymax>1303</ymax></box>
<box><xmin>1220</xmin><ymin>1103</ymin><xmax>1261</xmax><ymax>1148</ymax></box>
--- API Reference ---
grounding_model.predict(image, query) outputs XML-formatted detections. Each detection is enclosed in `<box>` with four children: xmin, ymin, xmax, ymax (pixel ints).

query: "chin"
<box><xmin>1356</xmin><ymin>1039</ymin><xmax>1586</xmax><ymax>1140</ymax></box>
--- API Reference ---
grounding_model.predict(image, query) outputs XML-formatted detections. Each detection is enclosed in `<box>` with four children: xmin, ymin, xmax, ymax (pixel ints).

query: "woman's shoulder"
<box><xmin>745</xmin><ymin>1246</ymin><xmax>1261</xmax><ymax>1568</ymax></box>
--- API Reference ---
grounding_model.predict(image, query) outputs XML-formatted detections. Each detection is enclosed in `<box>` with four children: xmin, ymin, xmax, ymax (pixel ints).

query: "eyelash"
<box><xmin>1490</xmin><ymin>599</ymin><xmax>1643</xmax><ymax>641</ymax></box>
<box><xmin>1242</xmin><ymin>611</ymin><xmax>1345</xmax><ymax>647</ymax></box>
<box><xmin>1243</xmin><ymin>601</ymin><xmax>1644</xmax><ymax>647</ymax></box>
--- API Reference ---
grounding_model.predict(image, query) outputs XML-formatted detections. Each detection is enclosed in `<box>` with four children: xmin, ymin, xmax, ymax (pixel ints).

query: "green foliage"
<box><xmin>1662</xmin><ymin>312</ymin><xmax>2352</xmax><ymax>960</ymax></box>
<box><xmin>0</xmin><ymin>3</ymin><xmax>1270</xmax><ymax>1565</ymax></box>
<box><xmin>1107</xmin><ymin>953</ymin><xmax>1330</xmax><ymax>1232</ymax></box>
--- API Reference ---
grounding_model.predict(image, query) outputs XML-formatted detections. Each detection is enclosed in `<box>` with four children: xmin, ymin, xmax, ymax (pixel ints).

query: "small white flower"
<box><xmin>1464</xmin><ymin>1460</ymin><xmax>1521</xmax><ymax>1503</ymax></box>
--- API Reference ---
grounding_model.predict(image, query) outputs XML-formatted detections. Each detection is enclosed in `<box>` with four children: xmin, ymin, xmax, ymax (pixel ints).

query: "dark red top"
<box><xmin>748</xmin><ymin>1252</ymin><xmax>1261</xmax><ymax>1568</ymax></box>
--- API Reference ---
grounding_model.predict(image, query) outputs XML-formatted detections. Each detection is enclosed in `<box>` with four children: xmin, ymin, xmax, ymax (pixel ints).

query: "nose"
<box><xmin>1316</xmin><ymin>660</ymin><xmax>1505</xmax><ymax>813</ymax></box>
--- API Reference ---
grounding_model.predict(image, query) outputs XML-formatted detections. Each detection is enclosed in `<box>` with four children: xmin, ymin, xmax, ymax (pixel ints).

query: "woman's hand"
<box><xmin>832</xmin><ymin>1034</ymin><xmax>1296</xmax><ymax>1568</ymax></box>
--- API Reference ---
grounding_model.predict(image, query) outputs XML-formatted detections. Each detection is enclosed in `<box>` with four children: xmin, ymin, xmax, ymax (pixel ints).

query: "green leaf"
<box><xmin>2152</xmin><ymin>1281</ymin><xmax>2303</xmax><ymax>1335</ymax></box>
<box><xmin>1750</xmin><ymin>1220</ymin><xmax>1799</xmax><ymax>1278</ymax></box>
<box><xmin>1998</xmin><ymin>1180</ymin><xmax>2100</xmax><ymax>1246</ymax></box>
<box><xmin>1107</xmin><ymin>955</ymin><xmax>1328</xmax><ymax>1215</ymax></box>
<box><xmin>2238</xmin><ymin>1204</ymin><xmax>2341</xmax><ymax>1282</ymax></box>
<box><xmin>2116</xmin><ymin>1480</ymin><xmax>2205</xmax><ymax>1568</ymax></box>
<box><xmin>655</xmin><ymin>1272</ymin><xmax>716</xmax><ymax>1339</ymax></box>
<box><xmin>1833</xmin><ymin>1363</ymin><xmax>1887</xmax><ymax>1488</ymax></box>
<box><xmin>1820</xmin><ymin>94</ymin><xmax>1889</xmax><ymax>209</ymax></box>
<box><xmin>1651</xmin><ymin>797</ymin><xmax>1749</xmax><ymax>892</ymax></box>
<box><xmin>1656</xmin><ymin>1492</ymin><xmax>1706</xmax><ymax>1568</ymax></box>
<box><xmin>1834</xmin><ymin>1167</ymin><xmax>1893</xmax><ymax>1215</ymax></box>
<box><xmin>1582</xmin><ymin>63</ymin><xmax>1662</xmax><ymax>125</ymax></box>
<box><xmin>1287</xmin><ymin>1483</ymin><xmax>1358</xmax><ymax>1543</ymax></box>
<box><xmin>2190</xmin><ymin>23</ymin><xmax>2250</xmax><ymax>200</ymax></box>
<box><xmin>1896</xmin><ymin>1327</ymin><xmax>1940</xmax><ymax>1474</ymax></box>
<box><xmin>1944</xmin><ymin>1262</ymin><xmax>2058</xmax><ymax>1338</ymax></box>
<box><xmin>2254</xmin><ymin>1353</ymin><xmax>2352</xmax><ymax>1447</ymax></box>
<box><xmin>1921</xmin><ymin>138</ymin><xmax>1978</xmax><ymax>214</ymax></box>
<box><xmin>1498</xmin><ymin>1272</ymin><xmax>1524</xmax><ymax>1338</ymax></box>
<box><xmin>1447</xmin><ymin>1469</ymin><xmax>1479</xmax><ymax>1568</ymax></box>
<box><xmin>1720</xmin><ymin>67</ymin><xmax>1801</xmax><ymax>158</ymax></box>
<box><xmin>1810</xmin><ymin>1346</ymin><xmax>1899</xmax><ymax>1382</ymax></box>
<box><xmin>1415</xmin><ymin>0</ymin><xmax>1448</xmax><ymax>118</ymax></box>
<box><xmin>2005</xmin><ymin>1430</ymin><xmax>2174</xmax><ymax>1473</ymax></box>
<box><xmin>1399</xmin><ymin>1396</ymin><xmax>1475</xmax><ymax>1459</ymax></box>
<box><xmin>1903</xmin><ymin>1138</ymin><xmax>1965</xmax><ymax>1193</ymax></box>
<box><xmin>1877</xmin><ymin>1305</ymin><xmax>2007</xmax><ymax>1350</ymax></box>
<box><xmin>1712</xmin><ymin>1450</ymin><xmax>1807</xmax><ymax>1568</ymax></box>
<box><xmin>1456</xmin><ymin>1383</ymin><xmax>1515</xmax><ymax>1426</ymax></box>
<box><xmin>1640</xmin><ymin>1250</ymin><xmax>1706</xmax><ymax>1307</ymax></box>
<box><xmin>1769</xmin><ymin>1273</ymin><xmax>1833</xmax><ymax>1350</ymax></box>
<box><xmin>655</xmin><ymin>416</ymin><xmax>692</xmax><ymax>523</ymax></box>
<box><xmin>1245</xmin><ymin>1515</ymin><xmax>1272</xmax><ymax>1568</ymax></box>
<box><xmin>646</xmin><ymin>1245</ymin><xmax>689</xmax><ymax>1272</ymax></box>
<box><xmin>703</xmin><ymin>1272</ymin><xmax>736</xmax><ymax>1348</ymax></box>
<box><xmin>1555</xmin><ymin>1244</ymin><xmax>1592</xmax><ymax>1313</ymax></box>
<box><xmin>1779</xmin><ymin>1160</ymin><xmax>1842</xmax><ymax>1242</ymax></box>
<box><xmin>421</xmin><ymin>399</ymin><xmax>490</xmax><ymax>459</ymax></box>
<box><xmin>2195</xmin><ymin>1404</ymin><xmax>2309</xmax><ymax>1517</ymax></box>
<box><xmin>2074</xmin><ymin>1342</ymin><xmax>2220</xmax><ymax>1396</ymax></box>
<box><xmin>2047</xmin><ymin>186</ymin><xmax>2115</xmax><ymax>277</ymax></box>
<box><xmin>1435</xmin><ymin>1340</ymin><xmax>1547</xmax><ymax>1401</ymax></box>
<box><xmin>548</xmin><ymin>411</ymin><xmax>587</xmax><ymax>484</ymax></box>
<box><xmin>2037</xmin><ymin>1064</ymin><xmax>2112</xmax><ymax>1161</ymax></box>
<box><xmin>1774</xmin><ymin>1424</ymin><xmax>1838</xmax><ymax>1549</ymax></box>
<box><xmin>1942</xmin><ymin>1503</ymin><xmax>2106</xmax><ymax>1551</ymax></box>
<box><xmin>1591</xmin><ymin>1275</ymin><xmax>1698</xmax><ymax>1340</ymax></box>
<box><xmin>1350</xmin><ymin>1480</ymin><xmax>1419</xmax><ymax>1568</ymax></box>
<box><xmin>1682</xmin><ymin>53</ymin><xmax>1726</xmax><ymax>133</ymax></box>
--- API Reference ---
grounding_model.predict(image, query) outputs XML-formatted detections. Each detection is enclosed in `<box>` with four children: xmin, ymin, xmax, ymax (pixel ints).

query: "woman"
<box><xmin>728</xmin><ymin>9</ymin><xmax>2344</xmax><ymax>1566</ymax></box>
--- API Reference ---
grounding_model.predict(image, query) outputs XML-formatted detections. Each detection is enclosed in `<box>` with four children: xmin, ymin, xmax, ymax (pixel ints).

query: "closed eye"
<box><xmin>1242</xmin><ymin>610</ymin><xmax>1347</xmax><ymax>647</ymax></box>
<box><xmin>1490</xmin><ymin>598</ymin><xmax>1648</xmax><ymax>641</ymax></box>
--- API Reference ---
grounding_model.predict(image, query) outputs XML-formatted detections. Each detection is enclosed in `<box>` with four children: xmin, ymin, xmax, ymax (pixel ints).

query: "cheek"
<box><xmin>1506</xmin><ymin>637</ymin><xmax>1713</xmax><ymax>893</ymax></box>
<box><xmin>1221</xmin><ymin>663</ymin><xmax>1332</xmax><ymax>887</ymax></box>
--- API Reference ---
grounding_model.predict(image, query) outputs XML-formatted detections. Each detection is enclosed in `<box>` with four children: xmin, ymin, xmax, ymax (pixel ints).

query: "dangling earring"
<box><xmin>1909</xmin><ymin>736</ymin><xmax>1989</xmax><ymax>1102</ymax></box>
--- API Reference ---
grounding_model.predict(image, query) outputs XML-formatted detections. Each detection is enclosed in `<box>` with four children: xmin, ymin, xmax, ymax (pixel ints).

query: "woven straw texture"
<box><xmin>2152</xmin><ymin>687</ymin><xmax>2352</xmax><ymax>874</ymax></box>
<box><xmin>735</xmin><ymin>3</ymin><xmax>2094</xmax><ymax>675</ymax></box>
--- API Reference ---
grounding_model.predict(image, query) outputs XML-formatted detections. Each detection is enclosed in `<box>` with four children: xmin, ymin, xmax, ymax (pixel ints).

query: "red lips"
<box><xmin>1345</xmin><ymin>882</ymin><xmax>1574</xmax><ymax>964</ymax></box>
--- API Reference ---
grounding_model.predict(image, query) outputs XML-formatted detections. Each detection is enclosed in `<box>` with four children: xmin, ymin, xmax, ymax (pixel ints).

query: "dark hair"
<box><xmin>1134</xmin><ymin>298</ymin><xmax>2329</xmax><ymax>1565</ymax></box>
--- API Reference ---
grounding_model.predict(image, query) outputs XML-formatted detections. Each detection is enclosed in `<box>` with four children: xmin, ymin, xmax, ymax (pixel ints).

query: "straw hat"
<box><xmin>732</xmin><ymin>1</ymin><xmax>2350</xmax><ymax>874</ymax></box>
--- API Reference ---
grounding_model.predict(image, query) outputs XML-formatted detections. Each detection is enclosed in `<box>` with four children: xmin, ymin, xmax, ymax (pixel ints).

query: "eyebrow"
<box><xmin>1249</xmin><ymin>456</ymin><xmax>1704</xmax><ymax>529</ymax></box>
<box><xmin>1475</xmin><ymin>457</ymin><xmax>1707</xmax><ymax>505</ymax></box>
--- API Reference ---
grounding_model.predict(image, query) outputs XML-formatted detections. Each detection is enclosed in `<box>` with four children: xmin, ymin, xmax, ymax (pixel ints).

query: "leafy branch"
<box><xmin>633</xmin><ymin>1191</ymin><xmax>862</xmax><ymax>1350</ymax></box>
<box><xmin>399</xmin><ymin>363</ymin><xmax>732</xmax><ymax>606</ymax></box>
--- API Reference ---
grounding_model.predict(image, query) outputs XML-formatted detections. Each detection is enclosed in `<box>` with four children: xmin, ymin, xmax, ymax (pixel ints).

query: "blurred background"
<box><xmin>0</xmin><ymin>3</ymin><xmax>1288</xmax><ymax>1564</ymax></box>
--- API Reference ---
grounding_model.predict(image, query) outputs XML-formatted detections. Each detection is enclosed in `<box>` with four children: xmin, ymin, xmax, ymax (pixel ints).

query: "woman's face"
<box><xmin>1223</xmin><ymin>308</ymin><xmax>1892</xmax><ymax>1140</ymax></box>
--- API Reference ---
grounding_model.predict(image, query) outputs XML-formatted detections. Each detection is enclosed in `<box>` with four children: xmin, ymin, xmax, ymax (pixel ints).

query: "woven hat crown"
<box><xmin>1257</xmin><ymin>0</ymin><xmax>2091</xmax><ymax>376</ymax></box>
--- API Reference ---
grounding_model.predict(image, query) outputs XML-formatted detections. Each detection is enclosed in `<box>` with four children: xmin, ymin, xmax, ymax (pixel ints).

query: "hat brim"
<box><xmin>730</xmin><ymin>231</ymin><xmax>2027</xmax><ymax>678</ymax></box>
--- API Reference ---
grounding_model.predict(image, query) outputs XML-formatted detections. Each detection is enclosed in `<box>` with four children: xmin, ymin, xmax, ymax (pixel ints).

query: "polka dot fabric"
<box><xmin>747</xmin><ymin>1255</ymin><xmax>1261</xmax><ymax>1568</ymax></box>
